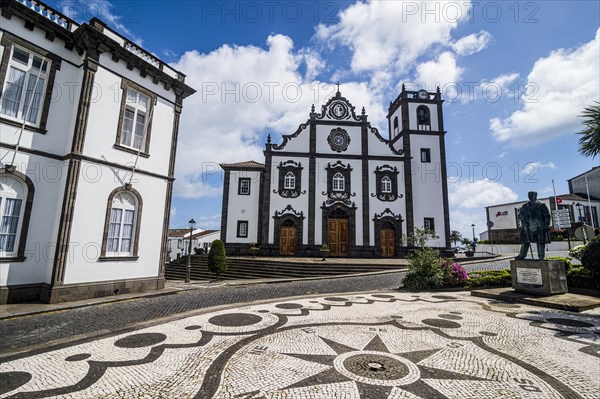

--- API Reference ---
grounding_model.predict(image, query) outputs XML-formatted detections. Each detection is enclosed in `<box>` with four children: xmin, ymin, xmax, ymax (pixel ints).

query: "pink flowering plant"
<box><xmin>440</xmin><ymin>260</ymin><xmax>469</xmax><ymax>287</ymax></box>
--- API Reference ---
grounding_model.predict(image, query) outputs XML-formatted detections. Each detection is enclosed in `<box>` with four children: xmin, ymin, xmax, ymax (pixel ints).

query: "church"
<box><xmin>219</xmin><ymin>86</ymin><xmax>451</xmax><ymax>257</ymax></box>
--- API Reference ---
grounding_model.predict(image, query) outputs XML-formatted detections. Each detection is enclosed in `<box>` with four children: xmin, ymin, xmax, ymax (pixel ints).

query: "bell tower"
<box><xmin>387</xmin><ymin>85</ymin><xmax>451</xmax><ymax>251</ymax></box>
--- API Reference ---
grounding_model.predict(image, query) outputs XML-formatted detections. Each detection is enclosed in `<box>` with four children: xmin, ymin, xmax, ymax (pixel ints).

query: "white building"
<box><xmin>166</xmin><ymin>229</ymin><xmax>220</xmax><ymax>261</ymax></box>
<box><xmin>485</xmin><ymin>194</ymin><xmax>600</xmax><ymax>242</ymax></box>
<box><xmin>220</xmin><ymin>87</ymin><xmax>451</xmax><ymax>257</ymax></box>
<box><xmin>0</xmin><ymin>0</ymin><xmax>194</xmax><ymax>303</ymax></box>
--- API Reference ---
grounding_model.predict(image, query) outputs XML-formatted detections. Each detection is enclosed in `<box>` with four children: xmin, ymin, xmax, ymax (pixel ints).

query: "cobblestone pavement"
<box><xmin>0</xmin><ymin>273</ymin><xmax>406</xmax><ymax>353</ymax></box>
<box><xmin>1</xmin><ymin>291</ymin><xmax>599</xmax><ymax>398</ymax></box>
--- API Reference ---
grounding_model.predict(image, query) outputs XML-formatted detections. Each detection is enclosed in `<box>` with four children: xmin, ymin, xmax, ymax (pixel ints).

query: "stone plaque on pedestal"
<box><xmin>511</xmin><ymin>260</ymin><xmax>567</xmax><ymax>295</ymax></box>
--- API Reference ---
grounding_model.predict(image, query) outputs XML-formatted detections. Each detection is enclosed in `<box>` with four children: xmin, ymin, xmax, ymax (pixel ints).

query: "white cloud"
<box><xmin>452</xmin><ymin>31</ymin><xmax>492</xmax><ymax>56</ymax></box>
<box><xmin>415</xmin><ymin>51</ymin><xmax>464</xmax><ymax>89</ymax></box>
<box><xmin>315</xmin><ymin>1</ymin><xmax>470</xmax><ymax>75</ymax></box>
<box><xmin>172</xmin><ymin>35</ymin><xmax>385</xmax><ymax>199</ymax></box>
<box><xmin>490</xmin><ymin>28</ymin><xmax>600</xmax><ymax>146</ymax></box>
<box><xmin>521</xmin><ymin>162</ymin><xmax>557</xmax><ymax>174</ymax></box>
<box><xmin>197</xmin><ymin>214</ymin><xmax>221</xmax><ymax>230</ymax></box>
<box><xmin>448</xmin><ymin>178</ymin><xmax>519</xmax><ymax>239</ymax></box>
<box><xmin>449</xmin><ymin>179</ymin><xmax>519</xmax><ymax>210</ymax></box>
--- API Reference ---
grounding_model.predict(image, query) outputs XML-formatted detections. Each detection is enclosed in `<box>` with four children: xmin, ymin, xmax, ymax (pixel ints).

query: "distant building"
<box><xmin>568</xmin><ymin>167</ymin><xmax>599</xmax><ymax>200</ymax></box>
<box><xmin>0</xmin><ymin>0</ymin><xmax>194</xmax><ymax>304</ymax></box>
<box><xmin>166</xmin><ymin>229</ymin><xmax>190</xmax><ymax>262</ymax></box>
<box><xmin>485</xmin><ymin>194</ymin><xmax>599</xmax><ymax>242</ymax></box>
<box><xmin>219</xmin><ymin>87</ymin><xmax>451</xmax><ymax>257</ymax></box>
<box><xmin>166</xmin><ymin>229</ymin><xmax>220</xmax><ymax>261</ymax></box>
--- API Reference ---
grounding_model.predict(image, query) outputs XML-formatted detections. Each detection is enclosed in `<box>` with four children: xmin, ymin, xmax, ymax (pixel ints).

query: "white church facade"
<box><xmin>0</xmin><ymin>0</ymin><xmax>194</xmax><ymax>303</ymax></box>
<box><xmin>220</xmin><ymin>87</ymin><xmax>451</xmax><ymax>257</ymax></box>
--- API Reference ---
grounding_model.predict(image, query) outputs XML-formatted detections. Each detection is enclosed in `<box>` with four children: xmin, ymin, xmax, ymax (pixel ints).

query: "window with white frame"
<box><xmin>284</xmin><ymin>172</ymin><xmax>296</xmax><ymax>189</ymax></box>
<box><xmin>0</xmin><ymin>176</ymin><xmax>26</xmax><ymax>255</ymax></box>
<box><xmin>333</xmin><ymin>172</ymin><xmax>345</xmax><ymax>192</ymax></box>
<box><xmin>237</xmin><ymin>221</ymin><xmax>248</xmax><ymax>238</ymax></box>
<box><xmin>0</xmin><ymin>46</ymin><xmax>49</xmax><ymax>126</ymax></box>
<box><xmin>381</xmin><ymin>176</ymin><xmax>392</xmax><ymax>193</ymax></box>
<box><xmin>120</xmin><ymin>88</ymin><xmax>150</xmax><ymax>150</ymax></box>
<box><xmin>239</xmin><ymin>178</ymin><xmax>251</xmax><ymax>195</ymax></box>
<box><xmin>106</xmin><ymin>192</ymin><xmax>137</xmax><ymax>255</ymax></box>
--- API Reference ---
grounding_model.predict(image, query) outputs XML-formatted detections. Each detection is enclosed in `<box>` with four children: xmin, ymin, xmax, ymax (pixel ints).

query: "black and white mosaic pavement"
<box><xmin>1</xmin><ymin>291</ymin><xmax>599</xmax><ymax>398</ymax></box>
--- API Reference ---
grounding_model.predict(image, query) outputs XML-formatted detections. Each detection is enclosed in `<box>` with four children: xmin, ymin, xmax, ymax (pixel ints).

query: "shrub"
<box><xmin>402</xmin><ymin>248</ymin><xmax>444</xmax><ymax>290</ymax></box>
<box><xmin>207</xmin><ymin>240</ymin><xmax>227</xmax><ymax>279</ymax></box>
<box><xmin>446</xmin><ymin>261</ymin><xmax>469</xmax><ymax>286</ymax></box>
<box><xmin>546</xmin><ymin>256</ymin><xmax>574</xmax><ymax>271</ymax></box>
<box><xmin>567</xmin><ymin>266</ymin><xmax>599</xmax><ymax>289</ymax></box>
<box><xmin>465</xmin><ymin>270</ymin><xmax>511</xmax><ymax>288</ymax></box>
<box><xmin>581</xmin><ymin>236</ymin><xmax>600</xmax><ymax>281</ymax></box>
<box><xmin>569</xmin><ymin>245</ymin><xmax>586</xmax><ymax>260</ymax></box>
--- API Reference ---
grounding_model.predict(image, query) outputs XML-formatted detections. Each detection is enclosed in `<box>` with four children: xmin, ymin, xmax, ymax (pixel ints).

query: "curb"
<box><xmin>0</xmin><ymin>269</ymin><xmax>409</xmax><ymax>321</ymax></box>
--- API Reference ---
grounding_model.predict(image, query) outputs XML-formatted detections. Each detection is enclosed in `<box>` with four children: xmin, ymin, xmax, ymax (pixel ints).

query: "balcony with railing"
<box><xmin>12</xmin><ymin>0</ymin><xmax>79</xmax><ymax>32</ymax></box>
<box><xmin>11</xmin><ymin>0</ymin><xmax>186</xmax><ymax>82</ymax></box>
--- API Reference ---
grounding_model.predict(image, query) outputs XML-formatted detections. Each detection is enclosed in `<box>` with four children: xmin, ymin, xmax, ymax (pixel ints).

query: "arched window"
<box><xmin>333</xmin><ymin>172</ymin><xmax>345</xmax><ymax>192</ymax></box>
<box><xmin>0</xmin><ymin>175</ymin><xmax>26</xmax><ymax>255</ymax></box>
<box><xmin>417</xmin><ymin>106</ymin><xmax>430</xmax><ymax>130</ymax></box>
<box><xmin>393</xmin><ymin>116</ymin><xmax>399</xmax><ymax>134</ymax></box>
<box><xmin>107</xmin><ymin>192</ymin><xmax>137</xmax><ymax>255</ymax></box>
<box><xmin>381</xmin><ymin>176</ymin><xmax>392</xmax><ymax>193</ymax></box>
<box><xmin>101</xmin><ymin>187</ymin><xmax>143</xmax><ymax>259</ymax></box>
<box><xmin>284</xmin><ymin>171</ymin><xmax>295</xmax><ymax>189</ymax></box>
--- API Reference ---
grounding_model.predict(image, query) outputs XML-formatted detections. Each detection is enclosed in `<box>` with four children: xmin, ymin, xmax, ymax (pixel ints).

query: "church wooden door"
<box><xmin>328</xmin><ymin>219</ymin><xmax>349</xmax><ymax>257</ymax></box>
<box><xmin>279</xmin><ymin>226</ymin><xmax>297</xmax><ymax>256</ymax></box>
<box><xmin>380</xmin><ymin>228</ymin><xmax>395</xmax><ymax>257</ymax></box>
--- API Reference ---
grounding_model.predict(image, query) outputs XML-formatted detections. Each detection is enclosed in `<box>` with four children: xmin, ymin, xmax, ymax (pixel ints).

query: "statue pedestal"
<box><xmin>510</xmin><ymin>260</ymin><xmax>567</xmax><ymax>295</ymax></box>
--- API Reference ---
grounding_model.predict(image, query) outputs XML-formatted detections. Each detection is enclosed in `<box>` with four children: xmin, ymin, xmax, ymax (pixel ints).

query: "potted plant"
<box><xmin>465</xmin><ymin>243</ymin><xmax>475</xmax><ymax>258</ymax></box>
<box><xmin>320</xmin><ymin>244</ymin><xmax>330</xmax><ymax>261</ymax></box>
<box><xmin>249</xmin><ymin>243</ymin><xmax>260</xmax><ymax>258</ymax></box>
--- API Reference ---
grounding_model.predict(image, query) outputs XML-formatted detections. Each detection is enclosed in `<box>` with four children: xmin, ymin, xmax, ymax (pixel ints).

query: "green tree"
<box><xmin>450</xmin><ymin>230</ymin><xmax>463</xmax><ymax>247</ymax></box>
<box><xmin>577</xmin><ymin>102</ymin><xmax>600</xmax><ymax>158</ymax></box>
<box><xmin>405</xmin><ymin>227</ymin><xmax>439</xmax><ymax>247</ymax></box>
<box><xmin>207</xmin><ymin>240</ymin><xmax>227</xmax><ymax>280</ymax></box>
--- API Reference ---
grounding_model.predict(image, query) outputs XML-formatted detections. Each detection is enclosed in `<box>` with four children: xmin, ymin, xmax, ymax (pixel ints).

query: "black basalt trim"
<box><xmin>401</xmin><ymin>104</ymin><xmax>414</xmax><ymax>245</ymax></box>
<box><xmin>259</xmin><ymin>150</ymin><xmax>273</xmax><ymax>245</ymax></box>
<box><xmin>50</xmin><ymin>159</ymin><xmax>81</xmax><ymax>291</ymax></box>
<box><xmin>308</xmin><ymin>116</ymin><xmax>316</xmax><ymax>245</ymax></box>
<box><xmin>220</xmin><ymin>170</ymin><xmax>231</xmax><ymax>243</ymax></box>
<box><xmin>272</xmin><ymin>121</ymin><xmax>309</xmax><ymax>150</ymax></box>
<box><xmin>71</xmin><ymin>57</ymin><xmax>97</xmax><ymax>154</ymax></box>
<box><xmin>437</xmin><ymin>100</ymin><xmax>451</xmax><ymax>250</ymax></box>
<box><xmin>0</xmin><ymin>169</ymin><xmax>34</xmax><ymax>261</ymax></box>
<box><xmin>361</xmin><ymin>119</ymin><xmax>370</xmax><ymax>246</ymax></box>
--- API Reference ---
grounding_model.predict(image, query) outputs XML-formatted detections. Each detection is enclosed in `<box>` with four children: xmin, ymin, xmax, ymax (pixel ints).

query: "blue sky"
<box><xmin>54</xmin><ymin>0</ymin><xmax>600</xmax><ymax>238</ymax></box>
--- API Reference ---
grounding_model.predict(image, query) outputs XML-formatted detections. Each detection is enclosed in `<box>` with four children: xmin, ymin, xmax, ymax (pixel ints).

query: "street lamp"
<box><xmin>186</xmin><ymin>218</ymin><xmax>196</xmax><ymax>283</ymax></box>
<box><xmin>471</xmin><ymin>224</ymin><xmax>476</xmax><ymax>252</ymax></box>
<box><xmin>575</xmin><ymin>203</ymin><xmax>583</xmax><ymax>222</ymax></box>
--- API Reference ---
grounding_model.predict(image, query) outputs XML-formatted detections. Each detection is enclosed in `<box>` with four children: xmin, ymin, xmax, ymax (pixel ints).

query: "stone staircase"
<box><xmin>165</xmin><ymin>256</ymin><xmax>408</xmax><ymax>281</ymax></box>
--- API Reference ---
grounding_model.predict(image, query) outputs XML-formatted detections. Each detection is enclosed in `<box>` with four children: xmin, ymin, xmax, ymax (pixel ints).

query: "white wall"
<box><xmin>268</xmin><ymin>156</ymin><xmax>309</xmax><ymax>244</ymax></box>
<box><xmin>63</xmin><ymin>161</ymin><xmax>167</xmax><ymax>284</ymax></box>
<box><xmin>0</xmin><ymin>152</ymin><xmax>67</xmax><ymax>286</ymax></box>
<box><xmin>368</xmin><ymin>160</ymin><xmax>406</xmax><ymax>246</ymax></box>
<box><xmin>226</xmin><ymin>170</ymin><xmax>261</xmax><ymax>243</ymax></box>
<box><xmin>410</xmin><ymin>134</ymin><xmax>446</xmax><ymax>246</ymax></box>
<box><xmin>315</xmin><ymin>125</ymin><xmax>362</xmax><ymax>155</ymax></box>
<box><xmin>82</xmin><ymin>63</ymin><xmax>175</xmax><ymax>177</ymax></box>
<box><xmin>407</xmin><ymin>103</ymin><xmax>439</xmax><ymax>131</ymax></box>
<box><xmin>272</xmin><ymin>123</ymin><xmax>309</xmax><ymax>152</ymax></box>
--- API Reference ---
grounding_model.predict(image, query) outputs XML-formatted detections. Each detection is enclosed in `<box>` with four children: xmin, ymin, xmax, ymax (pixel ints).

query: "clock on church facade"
<box><xmin>219</xmin><ymin>87</ymin><xmax>451</xmax><ymax>258</ymax></box>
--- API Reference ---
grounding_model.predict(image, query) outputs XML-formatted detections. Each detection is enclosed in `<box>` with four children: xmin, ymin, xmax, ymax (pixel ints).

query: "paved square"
<box><xmin>1</xmin><ymin>291</ymin><xmax>599</xmax><ymax>398</ymax></box>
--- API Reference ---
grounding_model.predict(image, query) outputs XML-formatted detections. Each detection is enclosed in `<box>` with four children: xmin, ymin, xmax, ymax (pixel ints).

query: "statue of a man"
<box><xmin>516</xmin><ymin>191</ymin><xmax>551</xmax><ymax>260</ymax></box>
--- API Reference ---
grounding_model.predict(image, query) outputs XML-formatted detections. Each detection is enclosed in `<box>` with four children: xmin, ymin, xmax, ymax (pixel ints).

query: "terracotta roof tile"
<box><xmin>220</xmin><ymin>160</ymin><xmax>265</xmax><ymax>169</ymax></box>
